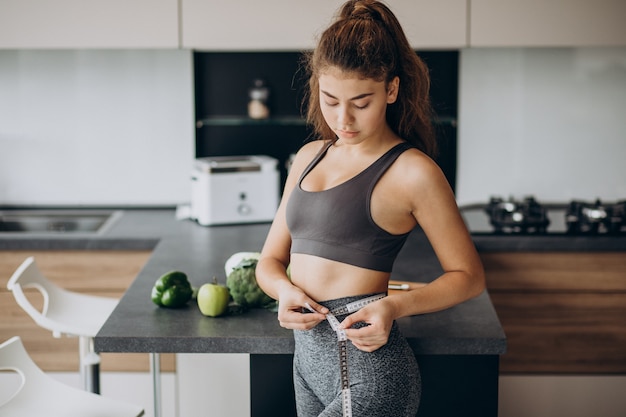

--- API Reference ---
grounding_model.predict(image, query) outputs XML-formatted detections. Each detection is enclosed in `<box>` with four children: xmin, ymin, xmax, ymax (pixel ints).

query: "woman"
<box><xmin>256</xmin><ymin>1</ymin><xmax>485</xmax><ymax>416</ymax></box>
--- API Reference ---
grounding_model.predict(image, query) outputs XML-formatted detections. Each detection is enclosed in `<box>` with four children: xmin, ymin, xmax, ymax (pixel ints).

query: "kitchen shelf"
<box><xmin>433</xmin><ymin>116</ymin><xmax>457</xmax><ymax>127</ymax></box>
<box><xmin>196</xmin><ymin>115</ymin><xmax>457</xmax><ymax>129</ymax></box>
<box><xmin>196</xmin><ymin>115</ymin><xmax>306</xmax><ymax>129</ymax></box>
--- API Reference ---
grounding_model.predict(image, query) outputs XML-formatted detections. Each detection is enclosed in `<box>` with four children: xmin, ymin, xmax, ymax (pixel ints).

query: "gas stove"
<box><xmin>461</xmin><ymin>196</ymin><xmax>626</xmax><ymax>236</ymax></box>
<box><xmin>566</xmin><ymin>199</ymin><xmax>626</xmax><ymax>235</ymax></box>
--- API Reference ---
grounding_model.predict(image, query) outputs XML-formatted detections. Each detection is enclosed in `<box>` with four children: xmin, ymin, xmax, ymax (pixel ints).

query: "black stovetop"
<box><xmin>461</xmin><ymin>203</ymin><xmax>570</xmax><ymax>235</ymax></box>
<box><xmin>461</xmin><ymin>196</ymin><xmax>626</xmax><ymax>236</ymax></box>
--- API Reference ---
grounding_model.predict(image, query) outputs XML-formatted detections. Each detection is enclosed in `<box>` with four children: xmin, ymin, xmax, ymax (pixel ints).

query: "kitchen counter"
<box><xmin>4</xmin><ymin>207</ymin><xmax>624</xmax><ymax>254</ymax></box>
<box><xmin>1</xmin><ymin>209</ymin><xmax>505</xmax><ymax>355</ymax></box>
<box><xmin>98</xmin><ymin>213</ymin><xmax>505</xmax><ymax>356</ymax></box>
<box><xmin>470</xmin><ymin>233</ymin><xmax>626</xmax><ymax>252</ymax></box>
<box><xmin>2</xmin><ymin>208</ymin><xmax>505</xmax><ymax>416</ymax></box>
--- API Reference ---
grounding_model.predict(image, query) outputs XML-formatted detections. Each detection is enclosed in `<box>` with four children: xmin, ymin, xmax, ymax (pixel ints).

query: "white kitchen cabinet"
<box><xmin>470</xmin><ymin>0</ymin><xmax>626</xmax><ymax>47</ymax></box>
<box><xmin>392</xmin><ymin>0</ymin><xmax>467</xmax><ymax>49</ymax></box>
<box><xmin>181</xmin><ymin>0</ymin><xmax>342</xmax><ymax>50</ymax></box>
<box><xmin>0</xmin><ymin>0</ymin><xmax>179</xmax><ymax>49</ymax></box>
<box><xmin>181</xmin><ymin>0</ymin><xmax>467</xmax><ymax>50</ymax></box>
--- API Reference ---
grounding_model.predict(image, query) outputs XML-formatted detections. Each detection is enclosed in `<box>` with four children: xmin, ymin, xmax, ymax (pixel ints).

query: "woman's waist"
<box><xmin>290</xmin><ymin>254</ymin><xmax>389</xmax><ymax>301</ymax></box>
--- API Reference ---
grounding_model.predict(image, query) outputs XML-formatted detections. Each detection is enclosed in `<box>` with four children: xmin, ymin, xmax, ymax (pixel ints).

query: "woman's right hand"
<box><xmin>276</xmin><ymin>283</ymin><xmax>328</xmax><ymax>330</ymax></box>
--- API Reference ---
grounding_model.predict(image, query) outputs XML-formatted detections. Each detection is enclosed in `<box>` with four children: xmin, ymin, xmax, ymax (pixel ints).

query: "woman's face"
<box><xmin>318</xmin><ymin>67</ymin><xmax>399</xmax><ymax>144</ymax></box>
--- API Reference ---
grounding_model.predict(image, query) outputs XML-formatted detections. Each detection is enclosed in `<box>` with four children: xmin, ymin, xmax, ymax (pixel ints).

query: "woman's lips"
<box><xmin>337</xmin><ymin>129</ymin><xmax>358</xmax><ymax>139</ymax></box>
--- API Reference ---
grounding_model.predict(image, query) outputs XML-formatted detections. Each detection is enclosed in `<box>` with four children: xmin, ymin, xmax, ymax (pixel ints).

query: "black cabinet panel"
<box><xmin>194</xmin><ymin>51</ymin><xmax>459</xmax><ymax>191</ymax></box>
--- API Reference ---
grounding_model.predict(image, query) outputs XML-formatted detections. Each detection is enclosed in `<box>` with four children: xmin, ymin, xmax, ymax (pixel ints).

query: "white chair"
<box><xmin>0</xmin><ymin>336</ymin><xmax>144</xmax><ymax>417</ymax></box>
<box><xmin>6</xmin><ymin>256</ymin><xmax>119</xmax><ymax>393</ymax></box>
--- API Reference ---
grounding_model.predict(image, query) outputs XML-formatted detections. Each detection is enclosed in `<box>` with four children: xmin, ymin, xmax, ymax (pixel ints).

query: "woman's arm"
<box><xmin>341</xmin><ymin>152</ymin><xmax>485</xmax><ymax>351</ymax></box>
<box><xmin>256</xmin><ymin>142</ymin><xmax>330</xmax><ymax>329</ymax></box>
<box><xmin>389</xmin><ymin>153</ymin><xmax>485</xmax><ymax>317</ymax></box>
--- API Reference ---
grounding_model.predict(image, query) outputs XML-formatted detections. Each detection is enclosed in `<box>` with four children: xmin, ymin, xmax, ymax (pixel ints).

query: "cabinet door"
<box><xmin>470</xmin><ymin>0</ymin><xmax>626</xmax><ymax>47</ymax></box>
<box><xmin>0</xmin><ymin>0</ymin><xmax>179</xmax><ymax>49</ymax></box>
<box><xmin>181</xmin><ymin>0</ymin><xmax>341</xmax><ymax>50</ymax></box>
<box><xmin>181</xmin><ymin>0</ymin><xmax>467</xmax><ymax>50</ymax></box>
<box><xmin>482</xmin><ymin>252</ymin><xmax>626</xmax><ymax>374</ymax></box>
<box><xmin>393</xmin><ymin>0</ymin><xmax>467</xmax><ymax>49</ymax></box>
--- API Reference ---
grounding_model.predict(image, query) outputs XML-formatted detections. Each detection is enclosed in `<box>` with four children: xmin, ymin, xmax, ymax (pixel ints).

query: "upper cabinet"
<box><xmin>181</xmin><ymin>0</ymin><xmax>467</xmax><ymax>50</ymax></box>
<box><xmin>1</xmin><ymin>0</ymin><xmax>624</xmax><ymax>50</ymax></box>
<box><xmin>181</xmin><ymin>0</ymin><xmax>340</xmax><ymax>51</ymax></box>
<box><xmin>470</xmin><ymin>0</ymin><xmax>626</xmax><ymax>47</ymax></box>
<box><xmin>0</xmin><ymin>0</ymin><xmax>179</xmax><ymax>49</ymax></box>
<box><xmin>388</xmin><ymin>1</ymin><xmax>467</xmax><ymax>49</ymax></box>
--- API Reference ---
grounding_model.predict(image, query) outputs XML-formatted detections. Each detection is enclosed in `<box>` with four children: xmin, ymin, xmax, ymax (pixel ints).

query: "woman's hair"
<box><xmin>302</xmin><ymin>0</ymin><xmax>437</xmax><ymax>157</ymax></box>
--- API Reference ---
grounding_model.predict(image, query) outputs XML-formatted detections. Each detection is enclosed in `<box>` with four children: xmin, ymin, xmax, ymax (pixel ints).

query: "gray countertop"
<box><xmin>470</xmin><ymin>233</ymin><xmax>626</xmax><ymax>252</ymax></box>
<box><xmin>4</xmin><ymin>209</ymin><xmax>509</xmax><ymax>356</ymax></box>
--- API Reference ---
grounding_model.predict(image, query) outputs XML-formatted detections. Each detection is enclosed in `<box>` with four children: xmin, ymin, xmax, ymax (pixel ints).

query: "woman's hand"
<box><xmin>340</xmin><ymin>299</ymin><xmax>395</xmax><ymax>352</ymax></box>
<box><xmin>276</xmin><ymin>284</ymin><xmax>328</xmax><ymax>330</ymax></box>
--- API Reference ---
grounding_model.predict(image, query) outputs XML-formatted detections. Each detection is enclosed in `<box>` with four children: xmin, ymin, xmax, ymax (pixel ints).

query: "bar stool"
<box><xmin>6</xmin><ymin>256</ymin><xmax>118</xmax><ymax>393</ymax></box>
<box><xmin>0</xmin><ymin>336</ymin><xmax>144</xmax><ymax>416</ymax></box>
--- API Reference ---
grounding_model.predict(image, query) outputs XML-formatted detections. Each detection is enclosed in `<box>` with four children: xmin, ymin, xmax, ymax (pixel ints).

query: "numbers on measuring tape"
<box><xmin>303</xmin><ymin>294</ymin><xmax>386</xmax><ymax>417</ymax></box>
<box><xmin>336</xmin><ymin>329</ymin><xmax>351</xmax><ymax>416</ymax></box>
<box><xmin>326</xmin><ymin>314</ymin><xmax>347</xmax><ymax>341</ymax></box>
<box><xmin>342</xmin><ymin>388</ymin><xmax>352</xmax><ymax>417</ymax></box>
<box><xmin>331</xmin><ymin>293</ymin><xmax>386</xmax><ymax>315</ymax></box>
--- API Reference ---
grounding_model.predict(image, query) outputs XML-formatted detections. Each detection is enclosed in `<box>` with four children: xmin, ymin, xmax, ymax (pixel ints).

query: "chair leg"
<box><xmin>79</xmin><ymin>336</ymin><xmax>101</xmax><ymax>394</ymax></box>
<box><xmin>151</xmin><ymin>352</ymin><xmax>162</xmax><ymax>417</ymax></box>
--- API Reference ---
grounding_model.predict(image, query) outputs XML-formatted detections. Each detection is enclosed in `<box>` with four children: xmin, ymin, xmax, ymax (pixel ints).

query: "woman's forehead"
<box><xmin>318</xmin><ymin>68</ymin><xmax>385</xmax><ymax>93</ymax></box>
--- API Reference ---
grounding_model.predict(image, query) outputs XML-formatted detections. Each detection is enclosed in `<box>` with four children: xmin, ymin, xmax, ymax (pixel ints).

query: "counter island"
<box><xmin>94</xmin><ymin>210</ymin><xmax>505</xmax><ymax>417</ymax></box>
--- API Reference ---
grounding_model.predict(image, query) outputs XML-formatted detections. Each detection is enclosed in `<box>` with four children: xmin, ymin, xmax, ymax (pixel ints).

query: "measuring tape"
<box><xmin>305</xmin><ymin>293</ymin><xmax>386</xmax><ymax>417</ymax></box>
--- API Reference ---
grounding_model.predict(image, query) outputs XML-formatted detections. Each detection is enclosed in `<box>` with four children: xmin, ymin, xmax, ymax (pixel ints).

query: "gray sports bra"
<box><xmin>286</xmin><ymin>141</ymin><xmax>414</xmax><ymax>272</ymax></box>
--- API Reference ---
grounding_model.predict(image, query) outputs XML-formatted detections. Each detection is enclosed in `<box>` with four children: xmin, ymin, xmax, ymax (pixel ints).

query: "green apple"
<box><xmin>197</xmin><ymin>278</ymin><xmax>230</xmax><ymax>317</ymax></box>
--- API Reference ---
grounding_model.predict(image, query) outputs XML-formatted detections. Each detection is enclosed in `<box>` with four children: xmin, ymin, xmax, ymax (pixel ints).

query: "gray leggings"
<box><xmin>293</xmin><ymin>294</ymin><xmax>421</xmax><ymax>417</ymax></box>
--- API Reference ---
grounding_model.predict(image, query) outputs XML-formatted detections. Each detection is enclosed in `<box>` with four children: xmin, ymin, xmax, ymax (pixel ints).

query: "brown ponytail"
<box><xmin>303</xmin><ymin>0</ymin><xmax>437</xmax><ymax>157</ymax></box>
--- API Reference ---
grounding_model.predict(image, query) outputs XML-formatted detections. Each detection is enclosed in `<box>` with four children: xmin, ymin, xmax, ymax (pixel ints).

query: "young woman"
<box><xmin>256</xmin><ymin>1</ymin><xmax>485</xmax><ymax>415</ymax></box>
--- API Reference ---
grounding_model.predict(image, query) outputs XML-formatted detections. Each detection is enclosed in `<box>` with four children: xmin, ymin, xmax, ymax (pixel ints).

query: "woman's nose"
<box><xmin>337</xmin><ymin>106</ymin><xmax>354</xmax><ymax>127</ymax></box>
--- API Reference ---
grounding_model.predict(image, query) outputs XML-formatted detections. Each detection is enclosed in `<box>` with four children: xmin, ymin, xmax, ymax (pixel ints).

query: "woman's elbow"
<box><xmin>468</xmin><ymin>268</ymin><xmax>486</xmax><ymax>298</ymax></box>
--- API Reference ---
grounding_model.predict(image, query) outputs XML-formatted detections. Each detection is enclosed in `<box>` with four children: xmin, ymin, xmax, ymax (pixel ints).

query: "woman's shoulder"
<box><xmin>298</xmin><ymin>139</ymin><xmax>331</xmax><ymax>157</ymax></box>
<box><xmin>393</xmin><ymin>145</ymin><xmax>449</xmax><ymax>191</ymax></box>
<box><xmin>291</xmin><ymin>140</ymin><xmax>330</xmax><ymax>168</ymax></box>
<box><xmin>283</xmin><ymin>140</ymin><xmax>331</xmax><ymax>186</ymax></box>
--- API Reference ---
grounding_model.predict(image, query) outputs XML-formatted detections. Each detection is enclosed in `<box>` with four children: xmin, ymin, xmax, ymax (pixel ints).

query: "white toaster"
<box><xmin>190</xmin><ymin>155</ymin><xmax>280</xmax><ymax>226</ymax></box>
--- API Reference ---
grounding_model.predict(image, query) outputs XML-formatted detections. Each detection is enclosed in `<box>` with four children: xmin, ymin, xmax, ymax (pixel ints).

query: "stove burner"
<box><xmin>566</xmin><ymin>199</ymin><xmax>626</xmax><ymax>235</ymax></box>
<box><xmin>485</xmin><ymin>196</ymin><xmax>550</xmax><ymax>234</ymax></box>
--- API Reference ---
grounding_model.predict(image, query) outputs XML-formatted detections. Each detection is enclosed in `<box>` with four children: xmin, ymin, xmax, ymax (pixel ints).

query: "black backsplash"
<box><xmin>194</xmin><ymin>51</ymin><xmax>458</xmax><ymax>190</ymax></box>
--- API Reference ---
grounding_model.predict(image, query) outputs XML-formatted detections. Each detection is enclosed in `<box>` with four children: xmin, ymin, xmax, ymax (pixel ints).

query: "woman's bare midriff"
<box><xmin>290</xmin><ymin>253</ymin><xmax>390</xmax><ymax>302</ymax></box>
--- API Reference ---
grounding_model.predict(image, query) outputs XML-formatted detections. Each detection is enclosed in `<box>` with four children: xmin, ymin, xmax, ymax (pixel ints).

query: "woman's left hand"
<box><xmin>339</xmin><ymin>300</ymin><xmax>394</xmax><ymax>352</ymax></box>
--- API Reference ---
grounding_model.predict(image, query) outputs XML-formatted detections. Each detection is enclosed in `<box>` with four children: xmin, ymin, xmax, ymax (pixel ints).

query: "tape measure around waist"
<box><xmin>305</xmin><ymin>293</ymin><xmax>386</xmax><ymax>417</ymax></box>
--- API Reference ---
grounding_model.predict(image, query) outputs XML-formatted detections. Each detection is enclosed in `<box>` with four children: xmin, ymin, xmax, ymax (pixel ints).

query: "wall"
<box><xmin>2</xmin><ymin>48</ymin><xmax>624</xmax><ymax>208</ymax></box>
<box><xmin>457</xmin><ymin>47</ymin><xmax>626</xmax><ymax>205</ymax></box>
<box><xmin>0</xmin><ymin>49</ymin><xmax>194</xmax><ymax>207</ymax></box>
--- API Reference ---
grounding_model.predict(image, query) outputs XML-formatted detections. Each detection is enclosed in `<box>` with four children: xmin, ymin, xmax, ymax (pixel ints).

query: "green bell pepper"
<box><xmin>151</xmin><ymin>271</ymin><xmax>193</xmax><ymax>308</ymax></box>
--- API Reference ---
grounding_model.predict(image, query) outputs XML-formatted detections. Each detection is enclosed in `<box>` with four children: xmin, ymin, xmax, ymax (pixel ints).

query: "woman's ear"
<box><xmin>387</xmin><ymin>76</ymin><xmax>400</xmax><ymax>104</ymax></box>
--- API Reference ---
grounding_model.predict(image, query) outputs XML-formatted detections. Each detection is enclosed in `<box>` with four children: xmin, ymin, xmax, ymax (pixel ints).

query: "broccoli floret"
<box><xmin>226</xmin><ymin>258</ymin><xmax>275</xmax><ymax>309</ymax></box>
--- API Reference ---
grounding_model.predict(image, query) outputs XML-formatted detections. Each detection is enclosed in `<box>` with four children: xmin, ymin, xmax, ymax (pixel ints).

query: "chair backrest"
<box><xmin>0</xmin><ymin>336</ymin><xmax>29</xmax><ymax>407</ymax></box>
<box><xmin>0</xmin><ymin>336</ymin><xmax>144</xmax><ymax>417</ymax></box>
<box><xmin>7</xmin><ymin>256</ymin><xmax>119</xmax><ymax>338</ymax></box>
<box><xmin>6</xmin><ymin>257</ymin><xmax>68</xmax><ymax>337</ymax></box>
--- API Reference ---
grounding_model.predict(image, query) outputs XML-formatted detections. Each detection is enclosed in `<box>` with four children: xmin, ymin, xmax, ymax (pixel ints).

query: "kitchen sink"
<box><xmin>0</xmin><ymin>210</ymin><xmax>122</xmax><ymax>234</ymax></box>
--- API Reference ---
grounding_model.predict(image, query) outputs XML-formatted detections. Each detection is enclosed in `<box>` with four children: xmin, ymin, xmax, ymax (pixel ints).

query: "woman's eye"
<box><xmin>324</xmin><ymin>101</ymin><xmax>338</xmax><ymax>107</ymax></box>
<box><xmin>354</xmin><ymin>103</ymin><xmax>370</xmax><ymax>110</ymax></box>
